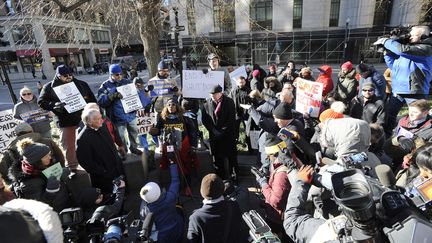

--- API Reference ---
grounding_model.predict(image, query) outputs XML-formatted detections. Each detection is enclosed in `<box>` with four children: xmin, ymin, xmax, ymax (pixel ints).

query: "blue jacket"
<box><xmin>97</xmin><ymin>78</ymin><xmax>136</xmax><ymax>123</ymax></box>
<box><xmin>383</xmin><ymin>38</ymin><xmax>432</xmax><ymax>94</ymax></box>
<box><xmin>140</xmin><ymin>164</ymin><xmax>183</xmax><ymax>243</ymax></box>
<box><xmin>358</xmin><ymin>67</ymin><xmax>386</xmax><ymax>99</ymax></box>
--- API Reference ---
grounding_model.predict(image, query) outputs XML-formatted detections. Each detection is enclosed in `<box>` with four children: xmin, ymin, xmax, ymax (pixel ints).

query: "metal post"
<box><xmin>1</xmin><ymin>61</ymin><xmax>17</xmax><ymax>104</ymax></box>
<box><xmin>173</xmin><ymin>7</ymin><xmax>183</xmax><ymax>82</ymax></box>
<box><xmin>343</xmin><ymin>18</ymin><xmax>350</xmax><ymax>61</ymax></box>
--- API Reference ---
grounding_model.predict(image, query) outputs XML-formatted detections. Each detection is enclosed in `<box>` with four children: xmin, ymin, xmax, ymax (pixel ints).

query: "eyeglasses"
<box><xmin>362</xmin><ymin>89</ymin><xmax>375</xmax><ymax>92</ymax></box>
<box><xmin>22</xmin><ymin>93</ymin><xmax>32</xmax><ymax>96</ymax></box>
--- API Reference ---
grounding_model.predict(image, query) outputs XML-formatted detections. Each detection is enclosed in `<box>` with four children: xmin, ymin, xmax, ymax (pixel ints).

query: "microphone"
<box><xmin>375</xmin><ymin>164</ymin><xmax>397</xmax><ymax>189</ymax></box>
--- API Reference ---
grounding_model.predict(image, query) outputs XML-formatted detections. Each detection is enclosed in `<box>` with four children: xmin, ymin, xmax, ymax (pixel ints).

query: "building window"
<box><xmin>74</xmin><ymin>28</ymin><xmax>89</xmax><ymax>44</ymax></box>
<box><xmin>12</xmin><ymin>25</ymin><xmax>36</xmax><ymax>45</ymax></box>
<box><xmin>44</xmin><ymin>25</ymin><xmax>71</xmax><ymax>44</ymax></box>
<box><xmin>373</xmin><ymin>0</ymin><xmax>392</xmax><ymax>26</ymax></box>
<box><xmin>329</xmin><ymin>0</ymin><xmax>340</xmax><ymax>27</ymax></box>
<box><xmin>213</xmin><ymin>0</ymin><xmax>235</xmax><ymax>32</ymax></box>
<box><xmin>187</xmin><ymin>0</ymin><xmax>196</xmax><ymax>35</ymax></box>
<box><xmin>250</xmin><ymin>0</ymin><xmax>272</xmax><ymax>31</ymax></box>
<box><xmin>293</xmin><ymin>0</ymin><xmax>302</xmax><ymax>29</ymax></box>
<box><xmin>91</xmin><ymin>30</ymin><xmax>110</xmax><ymax>44</ymax></box>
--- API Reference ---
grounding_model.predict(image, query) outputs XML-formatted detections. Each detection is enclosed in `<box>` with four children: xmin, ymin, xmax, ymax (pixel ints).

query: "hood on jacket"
<box><xmin>264</xmin><ymin>76</ymin><xmax>282</xmax><ymax>91</ymax></box>
<box><xmin>317</xmin><ymin>65</ymin><xmax>332</xmax><ymax>77</ymax></box>
<box><xmin>320</xmin><ymin>118</ymin><xmax>371</xmax><ymax>159</ymax></box>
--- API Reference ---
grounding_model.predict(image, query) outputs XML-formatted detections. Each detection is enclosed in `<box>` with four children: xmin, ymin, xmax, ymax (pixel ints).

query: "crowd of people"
<box><xmin>1</xmin><ymin>25</ymin><xmax>432</xmax><ymax>242</ymax></box>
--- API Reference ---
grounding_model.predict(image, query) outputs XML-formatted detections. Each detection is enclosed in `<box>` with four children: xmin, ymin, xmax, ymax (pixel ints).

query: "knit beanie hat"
<box><xmin>252</xmin><ymin>70</ymin><xmax>260</xmax><ymax>77</ymax></box>
<box><xmin>56</xmin><ymin>65</ymin><xmax>72</xmax><ymax>76</ymax></box>
<box><xmin>341</xmin><ymin>61</ymin><xmax>353</xmax><ymax>71</ymax></box>
<box><xmin>319</xmin><ymin>108</ymin><xmax>344</xmax><ymax>123</ymax></box>
<box><xmin>157</xmin><ymin>61</ymin><xmax>169</xmax><ymax>70</ymax></box>
<box><xmin>109</xmin><ymin>64</ymin><xmax>122</xmax><ymax>74</ymax></box>
<box><xmin>15</xmin><ymin>122</ymin><xmax>33</xmax><ymax>136</ymax></box>
<box><xmin>140</xmin><ymin>182</ymin><xmax>161</xmax><ymax>204</ymax></box>
<box><xmin>16</xmin><ymin>138</ymin><xmax>50</xmax><ymax>165</ymax></box>
<box><xmin>272</xmin><ymin>102</ymin><xmax>293</xmax><ymax>120</ymax></box>
<box><xmin>200</xmin><ymin>173</ymin><xmax>224</xmax><ymax>200</ymax></box>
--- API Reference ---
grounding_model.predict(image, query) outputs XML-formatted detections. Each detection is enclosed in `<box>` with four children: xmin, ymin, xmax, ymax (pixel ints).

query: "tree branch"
<box><xmin>50</xmin><ymin>0</ymin><xmax>92</xmax><ymax>13</ymax></box>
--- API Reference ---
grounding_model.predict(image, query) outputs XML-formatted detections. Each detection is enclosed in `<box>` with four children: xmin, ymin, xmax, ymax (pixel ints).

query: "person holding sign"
<box><xmin>38</xmin><ymin>65</ymin><xmax>96</xmax><ymax>170</ymax></box>
<box><xmin>97</xmin><ymin>64</ymin><xmax>142</xmax><ymax>155</ymax></box>
<box><xmin>13</xmin><ymin>86</ymin><xmax>52</xmax><ymax>139</ymax></box>
<box><xmin>206</xmin><ymin>53</ymin><xmax>232</xmax><ymax>94</ymax></box>
<box><xmin>8</xmin><ymin>138</ymin><xmax>71</xmax><ymax>213</ymax></box>
<box><xmin>149</xmin><ymin>61</ymin><xmax>180</xmax><ymax>113</ymax></box>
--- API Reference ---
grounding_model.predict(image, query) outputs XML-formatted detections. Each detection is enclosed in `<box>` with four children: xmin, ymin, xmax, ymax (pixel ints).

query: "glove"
<box><xmin>145</xmin><ymin>85</ymin><xmax>154</xmax><ymax>92</ymax></box>
<box><xmin>297</xmin><ymin>165</ymin><xmax>314</xmax><ymax>184</ymax></box>
<box><xmin>398</xmin><ymin>136</ymin><xmax>415</xmax><ymax>153</ymax></box>
<box><xmin>202</xmin><ymin>68</ymin><xmax>208</xmax><ymax>74</ymax></box>
<box><xmin>172</xmin><ymin>86</ymin><xmax>179</xmax><ymax>92</ymax></box>
<box><xmin>53</xmin><ymin>102</ymin><xmax>67</xmax><ymax>114</ymax></box>
<box><xmin>46</xmin><ymin>176</ymin><xmax>60</xmax><ymax>192</ymax></box>
<box><xmin>108</xmin><ymin>92</ymin><xmax>123</xmax><ymax>101</ymax></box>
<box><xmin>373</xmin><ymin>37</ymin><xmax>389</xmax><ymax>46</ymax></box>
<box><xmin>256</xmin><ymin>176</ymin><xmax>267</xmax><ymax>187</ymax></box>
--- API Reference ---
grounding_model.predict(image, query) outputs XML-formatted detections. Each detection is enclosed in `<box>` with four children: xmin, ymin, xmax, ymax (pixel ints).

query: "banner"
<box><xmin>53</xmin><ymin>82</ymin><xmax>87</xmax><ymax>113</ymax></box>
<box><xmin>136</xmin><ymin>110</ymin><xmax>156</xmax><ymax>135</ymax></box>
<box><xmin>229</xmin><ymin>66</ymin><xmax>247</xmax><ymax>89</ymax></box>
<box><xmin>117</xmin><ymin>83</ymin><xmax>143</xmax><ymax>113</ymax></box>
<box><xmin>182</xmin><ymin>70</ymin><xmax>224</xmax><ymax>98</ymax></box>
<box><xmin>147</xmin><ymin>79</ymin><xmax>176</xmax><ymax>97</ymax></box>
<box><xmin>0</xmin><ymin>109</ymin><xmax>19</xmax><ymax>153</ymax></box>
<box><xmin>295</xmin><ymin>79</ymin><xmax>323</xmax><ymax>118</ymax></box>
<box><xmin>19</xmin><ymin>109</ymin><xmax>50</xmax><ymax>124</ymax></box>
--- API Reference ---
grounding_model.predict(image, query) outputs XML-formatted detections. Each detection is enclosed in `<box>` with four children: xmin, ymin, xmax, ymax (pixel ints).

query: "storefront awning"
<box><xmin>49</xmin><ymin>48</ymin><xmax>82</xmax><ymax>56</ymax></box>
<box><xmin>16</xmin><ymin>49</ymin><xmax>41</xmax><ymax>57</ymax></box>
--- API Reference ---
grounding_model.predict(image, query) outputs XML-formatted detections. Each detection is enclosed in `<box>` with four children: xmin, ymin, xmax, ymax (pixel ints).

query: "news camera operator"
<box><xmin>373</xmin><ymin>26</ymin><xmax>432</xmax><ymax>138</ymax></box>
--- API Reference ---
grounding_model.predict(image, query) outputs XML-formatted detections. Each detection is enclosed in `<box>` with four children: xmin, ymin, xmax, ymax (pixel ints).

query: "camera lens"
<box><xmin>339</xmin><ymin>182</ymin><xmax>370</xmax><ymax>199</ymax></box>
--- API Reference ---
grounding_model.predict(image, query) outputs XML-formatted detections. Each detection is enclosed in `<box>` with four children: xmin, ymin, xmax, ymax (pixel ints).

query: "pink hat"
<box><xmin>341</xmin><ymin>61</ymin><xmax>353</xmax><ymax>71</ymax></box>
<box><xmin>252</xmin><ymin>70</ymin><xmax>260</xmax><ymax>77</ymax></box>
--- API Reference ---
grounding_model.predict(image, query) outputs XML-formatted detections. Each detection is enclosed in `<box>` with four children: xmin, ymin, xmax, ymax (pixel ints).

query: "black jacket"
<box><xmin>229</xmin><ymin>86</ymin><xmax>252</xmax><ymax>120</ymax></box>
<box><xmin>201</xmin><ymin>95</ymin><xmax>236</xmax><ymax>141</ymax></box>
<box><xmin>38</xmin><ymin>77</ymin><xmax>96</xmax><ymax>127</ymax></box>
<box><xmin>349</xmin><ymin>95</ymin><xmax>385</xmax><ymax>126</ymax></box>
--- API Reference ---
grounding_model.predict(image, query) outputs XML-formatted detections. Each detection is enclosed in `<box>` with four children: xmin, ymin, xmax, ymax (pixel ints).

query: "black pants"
<box><xmin>210</xmin><ymin>137</ymin><xmax>238</xmax><ymax>179</ymax></box>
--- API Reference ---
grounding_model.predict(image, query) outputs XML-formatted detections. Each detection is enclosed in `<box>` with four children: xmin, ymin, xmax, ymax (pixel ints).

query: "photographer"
<box><xmin>374</xmin><ymin>26</ymin><xmax>432</xmax><ymax>137</ymax></box>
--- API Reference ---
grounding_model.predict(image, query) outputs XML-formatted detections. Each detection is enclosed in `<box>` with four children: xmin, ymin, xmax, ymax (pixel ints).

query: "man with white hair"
<box><xmin>76</xmin><ymin>109</ymin><xmax>124</xmax><ymax>193</ymax></box>
<box><xmin>374</xmin><ymin>25</ymin><xmax>432</xmax><ymax>137</ymax></box>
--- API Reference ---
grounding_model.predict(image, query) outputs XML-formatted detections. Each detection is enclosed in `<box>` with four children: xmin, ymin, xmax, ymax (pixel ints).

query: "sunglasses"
<box><xmin>22</xmin><ymin>93</ymin><xmax>32</xmax><ymax>96</ymax></box>
<box><xmin>362</xmin><ymin>89</ymin><xmax>375</xmax><ymax>92</ymax></box>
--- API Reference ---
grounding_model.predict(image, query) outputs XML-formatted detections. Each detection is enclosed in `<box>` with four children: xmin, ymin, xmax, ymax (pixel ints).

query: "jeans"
<box><xmin>115</xmin><ymin>118</ymin><xmax>139</xmax><ymax>151</ymax></box>
<box><xmin>384</xmin><ymin>93</ymin><xmax>428</xmax><ymax>138</ymax></box>
<box><xmin>60</xmin><ymin>126</ymin><xmax>78</xmax><ymax>169</ymax></box>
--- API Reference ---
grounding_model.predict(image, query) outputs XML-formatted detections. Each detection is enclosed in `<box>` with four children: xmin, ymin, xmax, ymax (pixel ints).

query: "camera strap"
<box><xmin>223</xmin><ymin>201</ymin><xmax>233</xmax><ymax>242</ymax></box>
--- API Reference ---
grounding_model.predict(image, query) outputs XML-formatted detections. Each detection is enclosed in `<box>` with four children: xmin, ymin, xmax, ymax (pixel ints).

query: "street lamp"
<box><xmin>342</xmin><ymin>18</ymin><xmax>351</xmax><ymax>61</ymax></box>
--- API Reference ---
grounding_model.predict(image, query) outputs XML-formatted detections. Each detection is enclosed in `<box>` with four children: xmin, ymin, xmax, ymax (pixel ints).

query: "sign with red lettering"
<box><xmin>295</xmin><ymin>79</ymin><xmax>323</xmax><ymax>118</ymax></box>
<box><xmin>136</xmin><ymin>110</ymin><xmax>156</xmax><ymax>135</ymax></box>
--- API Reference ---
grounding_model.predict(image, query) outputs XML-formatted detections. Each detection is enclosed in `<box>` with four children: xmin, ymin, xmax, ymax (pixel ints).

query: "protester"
<box><xmin>349</xmin><ymin>82</ymin><xmax>385</xmax><ymax>126</ymax></box>
<box><xmin>356</xmin><ymin>63</ymin><xmax>386</xmax><ymax>100</ymax></box>
<box><xmin>335</xmin><ymin>61</ymin><xmax>357</xmax><ymax>105</ymax></box>
<box><xmin>250</xmin><ymin>69</ymin><xmax>264</xmax><ymax>92</ymax></box>
<box><xmin>201</xmin><ymin>85</ymin><xmax>238</xmax><ymax>180</ymax></box>
<box><xmin>187</xmin><ymin>173</ymin><xmax>243</xmax><ymax>242</ymax></box>
<box><xmin>97</xmin><ymin>64</ymin><xmax>142</xmax><ymax>155</ymax></box>
<box><xmin>261</xmin><ymin>76</ymin><xmax>282</xmax><ymax>101</ymax></box>
<box><xmin>229</xmin><ymin>76</ymin><xmax>252</xmax><ymax>146</ymax></box>
<box><xmin>267</xmin><ymin>63</ymin><xmax>278</xmax><ymax>78</ymax></box>
<box><xmin>76</xmin><ymin>109</ymin><xmax>124</xmax><ymax>193</ymax></box>
<box><xmin>207</xmin><ymin>53</ymin><xmax>232</xmax><ymax>93</ymax></box>
<box><xmin>134</xmin><ymin>77</ymin><xmax>154</xmax><ymax>153</ymax></box>
<box><xmin>38</xmin><ymin>65</ymin><xmax>96</xmax><ymax>170</ymax></box>
<box><xmin>299</xmin><ymin>67</ymin><xmax>314</xmax><ymax>81</ymax></box>
<box><xmin>13</xmin><ymin>86</ymin><xmax>52</xmax><ymax>139</ymax></box>
<box><xmin>278</xmin><ymin>61</ymin><xmax>298</xmax><ymax>84</ymax></box>
<box><xmin>149</xmin><ymin>61</ymin><xmax>180</xmax><ymax>113</ymax></box>
<box><xmin>316</xmin><ymin>65</ymin><xmax>334</xmax><ymax>97</ymax></box>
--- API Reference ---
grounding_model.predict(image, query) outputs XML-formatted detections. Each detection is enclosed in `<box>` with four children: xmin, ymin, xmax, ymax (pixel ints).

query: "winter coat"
<box><xmin>187</xmin><ymin>199</ymin><xmax>243</xmax><ymax>243</ymax></box>
<box><xmin>261</xmin><ymin>77</ymin><xmax>282</xmax><ymax>101</ymax></box>
<box><xmin>335</xmin><ymin>68</ymin><xmax>357</xmax><ymax>103</ymax></box>
<box><xmin>97</xmin><ymin>78</ymin><xmax>137</xmax><ymax>123</ymax></box>
<box><xmin>316</xmin><ymin>65</ymin><xmax>334</xmax><ymax>97</ymax></box>
<box><xmin>277</xmin><ymin>69</ymin><xmax>298</xmax><ymax>84</ymax></box>
<box><xmin>349</xmin><ymin>95</ymin><xmax>385</xmax><ymax>126</ymax></box>
<box><xmin>13</xmin><ymin>96</ymin><xmax>51</xmax><ymax>134</ymax></box>
<box><xmin>141</xmin><ymin>164</ymin><xmax>183</xmax><ymax>243</ymax></box>
<box><xmin>229</xmin><ymin>85</ymin><xmax>252</xmax><ymax>120</ymax></box>
<box><xmin>202</xmin><ymin>95</ymin><xmax>236</xmax><ymax>141</ymax></box>
<box><xmin>8</xmin><ymin>160</ymin><xmax>71</xmax><ymax>213</ymax></box>
<box><xmin>0</xmin><ymin>132</ymin><xmax>64</xmax><ymax>185</ymax></box>
<box><xmin>383</xmin><ymin>37</ymin><xmax>432</xmax><ymax>95</ymax></box>
<box><xmin>395</xmin><ymin>115</ymin><xmax>432</xmax><ymax>141</ymax></box>
<box><xmin>261</xmin><ymin>161</ymin><xmax>290</xmax><ymax>224</ymax></box>
<box><xmin>76</xmin><ymin>124</ymin><xmax>124</xmax><ymax>193</ymax></box>
<box><xmin>358</xmin><ymin>67</ymin><xmax>386</xmax><ymax>99</ymax></box>
<box><xmin>38</xmin><ymin>77</ymin><xmax>96</xmax><ymax>127</ymax></box>
<box><xmin>250</xmin><ymin>77</ymin><xmax>264</xmax><ymax>92</ymax></box>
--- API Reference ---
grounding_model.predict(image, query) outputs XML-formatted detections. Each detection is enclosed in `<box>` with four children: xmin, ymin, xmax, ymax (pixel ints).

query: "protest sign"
<box><xmin>0</xmin><ymin>109</ymin><xmax>18</xmax><ymax>153</ymax></box>
<box><xmin>295</xmin><ymin>79</ymin><xmax>323</xmax><ymax>118</ymax></box>
<box><xmin>147</xmin><ymin>79</ymin><xmax>176</xmax><ymax>97</ymax></box>
<box><xmin>53</xmin><ymin>82</ymin><xmax>87</xmax><ymax>113</ymax></box>
<box><xmin>182</xmin><ymin>70</ymin><xmax>224</xmax><ymax>98</ymax></box>
<box><xmin>42</xmin><ymin>162</ymin><xmax>63</xmax><ymax>180</ymax></box>
<box><xmin>229</xmin><ymin>66</ymin><xmax>247</xmax><ymax>89</ymax></box>
<box><xmin>136</xmin><ymin>110</ymin><xmax>156</xmax><ymax>135</ymax></box>
<box><xmin>19</xmin><ymin>109</ymin><xmax>50</xmax><ymax>124</ymax></box>
<box><xmin>117</xmin><ymin>83</ymin><xmax>143</xmax><ymax>113</ymax></box>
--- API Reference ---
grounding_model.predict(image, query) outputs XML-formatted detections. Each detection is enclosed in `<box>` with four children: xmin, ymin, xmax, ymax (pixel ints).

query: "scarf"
<box><xmin>408</xmin><ymin>116</ymin><xmax>428</xmax><ymax>128</ymax></box>
<box><xmin>21</xmin><ymin>160</ymin><xmax>42</xmax><ymax>176</ymax></box>
<box><xmin>214</xmin><ymin>96</ymin><xmax>223</xmax><ymax>119</ymax></box>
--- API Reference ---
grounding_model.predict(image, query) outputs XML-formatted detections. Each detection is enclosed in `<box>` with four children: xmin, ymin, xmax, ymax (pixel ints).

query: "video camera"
<box><xmin>376</xmin><ymin>26</ymin><xmax>411</xmax><ymax>52</ymax></box>
<box><xmin>242</xmin><ymin>210</ymin><xmax>281</xmax><ymax>243</ymax></box>
<box><xmin>59</xmin><ymin>207</ymin><xmax>85</xmax><ymax>242</ymax></box>
<box><xmin>408</xmin><ymin>178</ymin><xmax>432</xmax><ymax>219</ymax></box>
<box><xmin>250</xmin><ymin>166</ymin><xmax>265</xmax><ymax>179</ymax></box>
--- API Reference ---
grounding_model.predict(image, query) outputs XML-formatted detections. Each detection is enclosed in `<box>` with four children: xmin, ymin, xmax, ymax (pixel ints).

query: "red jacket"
<box><xmin>316</xmin><ymin>65</ymin><xmax>334</xmax><ymax>97</ymax></box>
<box><xmin>262</xmin><ymin>160</ymin><xmax>291</xmax><ymax>224</ymax></box>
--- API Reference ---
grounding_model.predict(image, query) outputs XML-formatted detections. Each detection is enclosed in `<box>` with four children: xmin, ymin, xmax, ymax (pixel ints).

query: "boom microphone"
<box><xmin>375</xmin><ymin>164</ymin><xmax>397</xmax><ymax>189</ymax></box>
